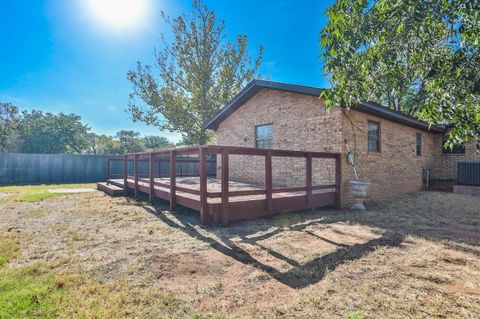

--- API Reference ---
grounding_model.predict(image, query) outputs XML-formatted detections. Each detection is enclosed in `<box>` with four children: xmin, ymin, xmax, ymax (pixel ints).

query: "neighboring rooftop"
<box><xmin>205</xmin><ymin>80</ymin><xmax>445</xmax><ymax>134</ymax></box>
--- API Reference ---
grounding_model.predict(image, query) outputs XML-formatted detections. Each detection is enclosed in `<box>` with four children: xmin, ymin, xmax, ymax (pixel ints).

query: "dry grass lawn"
<box><xmin>0</xmin><ymin>186</ymin><xmax>479</xmax><ymax>318</ymax></box>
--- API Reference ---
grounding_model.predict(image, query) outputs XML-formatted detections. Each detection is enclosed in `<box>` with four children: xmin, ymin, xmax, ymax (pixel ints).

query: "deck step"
<box><xmin>97</xmin><ymin>182</ymin><xmax>124</xmax><ymax>196</ymax></box>
<box><xmin>107</xmin><ymin>179</ymin><xmax>125</xmax><ymax>188</ymax></box>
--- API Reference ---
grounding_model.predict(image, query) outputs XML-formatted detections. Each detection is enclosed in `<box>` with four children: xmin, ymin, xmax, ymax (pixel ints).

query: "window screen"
<box><xmin>416</xmin><ymin>133</ymin><xmax>422</xmax><ymax>156</ymax></box>
<box><xmin>255</xmin><ymin>124</ymin><xmax>273</xmax><ymax>149</ymax></box>
<box><xmin>367</xmin><ymin>121</ymin><xmax>380</xmax><ymax>152</ymax></box>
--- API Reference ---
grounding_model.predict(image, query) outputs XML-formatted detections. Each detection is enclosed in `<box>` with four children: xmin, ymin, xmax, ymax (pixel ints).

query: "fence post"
<box><xmin>199</xmin><ymin>147</ymin><xmax>208</xmax><ymax>225</ymax></box>
<box><xmin>306</xmin><ymin>153</ymin><xmax>312</xmax><ymax>208</ymax></box>
<box><xmin>123</xmin><ymin>155</ymin><xmax>128</xmax><ymax>195</ymax></box>
<box><xmin>169</xmin><ymin>150</ymin><xmax>176</xmax><ymax>211</ymax></box>
<box><xmin>335</xmin><ymin>154</ymin><xmax>342</xmax><ymax>208</ymax></box>
<box><xmin>265</xmin><ymin>151</ymin><xmax>273</xmax><ymax>211</ymax></box>
<box><xmin>134</xmin><ymin>154</ymin><xmax>139</xmax><ymax>199</ymax></box>
<box><xmin>221</xmin><ymin>148</ymin><xmax>230</xmax><ymax>226</ymax></box>
<box><xmin>149</xmin><ymin>153</ymin><xmax>154</xmax><ymax>203</ymax></box>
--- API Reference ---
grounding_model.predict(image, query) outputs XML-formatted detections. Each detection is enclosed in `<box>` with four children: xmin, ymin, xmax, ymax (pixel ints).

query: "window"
<box><xmin>442</xmin><ymin>135</ymin><xmax>465</xmax><ymax>154</ymax></box>
<box><xmin>255</xmin><ymin>124</ymin><xmax>273</xmax><ymax>149</ymax></box>
<box><xmin>416</xmin><ymin>133</ymin><xmax>422</xmax><ymax>156</ymax></box>
<box><xmin>367</xmin><ymin>121</ymin><xmax>380</xmax><ymax>152</ymax></box>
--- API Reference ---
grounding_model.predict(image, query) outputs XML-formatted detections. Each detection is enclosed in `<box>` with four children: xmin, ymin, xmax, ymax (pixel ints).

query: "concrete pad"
<box><xmin>453</xmin><ymin>185</ymin><xmax>480</xmax><ymax>197</ymax></box>
<box><xmin>47</xmin><ymin>188</ymin><xmax>97</xmax><ymax>193</ymax></box>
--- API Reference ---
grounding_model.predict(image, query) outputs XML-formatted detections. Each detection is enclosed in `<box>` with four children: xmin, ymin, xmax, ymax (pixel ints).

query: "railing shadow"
<box><xmin>140</xmin><ymin>200</ymin><xmax>405</xmax><ymax>289</ymax></box>
<box><xmin>128</xmin><ymin>190</ymin><xmax>480</xmax><ymax>289</ymax></box>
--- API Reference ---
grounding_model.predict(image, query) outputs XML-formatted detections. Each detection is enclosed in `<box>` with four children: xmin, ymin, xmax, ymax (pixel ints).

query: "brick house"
<box><xmin>205</xmin><ymin>80</ymin><xmax>480</xmax><ymax>207</ymax></box>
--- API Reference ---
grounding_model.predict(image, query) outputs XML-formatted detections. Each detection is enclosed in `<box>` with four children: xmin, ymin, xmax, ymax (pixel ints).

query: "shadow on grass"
<box><xmin>126</xmin><ymin>191</ymin><xmax>480</xmax><ymax>289</ymax></box>
<box><xmin>131</xmin><ymin>197</ymin><xmax>404</xmax><ymax>289</ymax></box>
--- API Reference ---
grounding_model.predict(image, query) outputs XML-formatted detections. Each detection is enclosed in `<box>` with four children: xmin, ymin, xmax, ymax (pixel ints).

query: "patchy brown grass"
<box><xmin>0</xmin><ymin>188</ymin><xmax>479</xmax><ymax>318</ymax></box>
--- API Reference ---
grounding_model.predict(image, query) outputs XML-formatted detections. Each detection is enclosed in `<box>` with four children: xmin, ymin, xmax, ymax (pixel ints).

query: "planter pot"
<box><xmin>349</xmin><ymin>180</ymin><xmax>370</xmax><ymax>210</ymax></box>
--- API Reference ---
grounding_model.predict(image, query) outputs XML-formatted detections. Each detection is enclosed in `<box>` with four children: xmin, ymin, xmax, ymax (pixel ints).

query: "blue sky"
<box><xmin>0</xmin><ymin>0</ymin><xmax>334</xmax><ymax>143</ymax></box>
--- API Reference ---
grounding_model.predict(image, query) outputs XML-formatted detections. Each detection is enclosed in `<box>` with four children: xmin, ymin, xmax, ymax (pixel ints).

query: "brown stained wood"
<box><xmin>306</xmin><ymin>153</ymin><xmax>312</xmax><ymax>207</ymax></box>
<box><xmin>204</xmin><ymin>145</ymin><xmax>337</xmax><ymax>158</ymax></box>
<box><xmin>123</xmin><ymin>155</ymin><xmax>128</xmax><ymax>195</ymax></box>
<box><xmin>149</xmin><ymin>153</ymin><xmax>154</xmax><ymax>203</ymax></box>
<box><xmin>207</xmin><ymin>189</ymin><xmax>266</xmax><ymax>198</ymax></box>
<box><xmin>335</xmin><ymin>154</ymin><xmax>342</xmax><ymax>208</ymax></box>
<box><xmin>154</xmin><ymin>181</ymin><xmax>170</xmax><ymax>188</ymax></box>
<box><xmin>175</xmin><ymin>185</ymin><xmax>201</xmax><ymax>195</ymax></box>
<box><xmin>102</xmin><ymin>145</ymin><xmax>342</xmax><ymax>226</ymax></box>
<box><xmin>221</xmin><ymin>149</ymin><xmax>230</xmax><ymax>226</ymax></box>
<box><xmin>134</xmin><ymin>154</ymin><xmax>139</xmax><ymax>199</ymax></box>
<box><xmin>158</xmin><ymin>158</ymin><xmax>161</xmax><ymax>178</ymax></box>
<box><xmin>265</xmin><ymin>151</ymin><xmax>272</xmax><ymax>211</ymax></box>
<box><xmin>170</xmin><ymin>150</ymin><xmax>176</xmax><ymax>211</ymax></box>
<box><xmin>199</xmin><ymin>147</ymin><xmax>208</xmax><ymax>225</ymax></box>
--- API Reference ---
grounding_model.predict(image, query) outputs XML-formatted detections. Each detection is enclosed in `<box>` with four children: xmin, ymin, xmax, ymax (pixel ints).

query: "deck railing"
<box><xmin>106</xmin><ymin>145</ymin><xmax>341</xmax><ymax>226</ymax></box>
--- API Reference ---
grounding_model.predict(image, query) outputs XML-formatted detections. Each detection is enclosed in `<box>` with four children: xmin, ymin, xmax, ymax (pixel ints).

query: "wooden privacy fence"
<box><xmin>0</xmin><ymin>153</ymin><xmax>108</xmax><ymax>185</ymax></box>
<box><xmin>0</xmin><ymin>153</ymin><xmax>216</xmax><ymax>186</ymax></box>
<box><xmin>103</xmin><ymin>145</ymin><xmax>341</xmax><ymax>226</ymax></box>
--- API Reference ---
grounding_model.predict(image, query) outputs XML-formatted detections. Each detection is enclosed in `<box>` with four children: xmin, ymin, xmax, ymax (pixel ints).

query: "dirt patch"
<box><xmin>1</xmin><ymin>190</ymin><xmax>480</xmax><ymax>318</ymax></box>
<box><xmin>447</xmin><ymin>282</ymin><xmax>480</xmax><ymax>296</ymax></box>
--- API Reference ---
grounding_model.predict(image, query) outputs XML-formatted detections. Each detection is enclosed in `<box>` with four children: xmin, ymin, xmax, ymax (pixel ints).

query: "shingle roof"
<box><xmin>204</xmin><ymin>80</ymin><xmax>445</xmax><ymax>134</ymax></box>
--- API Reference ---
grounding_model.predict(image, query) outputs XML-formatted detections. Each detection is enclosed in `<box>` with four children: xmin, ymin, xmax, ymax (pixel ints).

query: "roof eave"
<box><xmin>204</xmin><ymin>80</ymin><xmax>445</xmax><ymax>134</ymax></box>
<box><xmin>205</xmin><ymin>80</ymin><xmax>324</xmax><ymax>130</ymax></box>
<box><xmin>354</xmin><ymin>102</ymin><xmax>445</xmax><ymax>133</ymax></box>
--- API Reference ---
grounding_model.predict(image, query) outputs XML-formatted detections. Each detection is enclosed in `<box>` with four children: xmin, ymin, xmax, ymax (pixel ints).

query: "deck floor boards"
<box><xmin>107</xmin><ymin>177</ymin><xmax>334</xmax><ymax>204</ymax></box>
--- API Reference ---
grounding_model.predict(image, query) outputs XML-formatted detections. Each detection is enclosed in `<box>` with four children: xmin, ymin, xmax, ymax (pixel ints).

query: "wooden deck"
<box><xmin>98</xmin><ymin>145</ymin><xmax>341</xmax><ymax>226</ymax></box>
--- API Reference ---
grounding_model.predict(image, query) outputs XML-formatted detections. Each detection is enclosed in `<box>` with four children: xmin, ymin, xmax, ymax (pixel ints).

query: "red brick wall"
<box><xmin>435</xmin><ymin>143</ymin><xmax>480</xmax><ymax>180</ymax></box>
<box><xmin>215</xmin><ymin>88</ymin><xmax>478</xmax><ymax>207</ymax></box>
<box><xmin>216</xmin><ymin>89</ymin><xmax>342</xmax><ymax>188</ymax></box>
<box><xmin>340</xmin><ymin>110</ymin><xmax>440</xmax><ymax>206</ymax></box>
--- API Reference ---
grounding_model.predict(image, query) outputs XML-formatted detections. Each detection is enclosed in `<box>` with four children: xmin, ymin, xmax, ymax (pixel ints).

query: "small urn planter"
<box><xmin>349</xmin><ymin>180</ymin><xmax>370</xmax><ymax>210</ymax></box>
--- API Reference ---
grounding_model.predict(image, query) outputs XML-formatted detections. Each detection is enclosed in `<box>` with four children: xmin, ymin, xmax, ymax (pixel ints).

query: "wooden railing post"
<box><xmin>306</xmin><ymin>153</ymin><xmax>313</xmax><ymax>208</ymax></box>
<box><xmin>106</xmin><ymin>158</ymin><xmax>110</xmax><ymax>182</ymax></box>
<box><xmin>134</xmin><ymin>154</ymin><xmax>139</xmax><ymax>199</ymax></box>
<box><xmin>123</xmin><ymin>155</ymin><xmax>128</xmax><ymax>195</ymax></box>
<box><xmin>335</xmin><ymin>154</ymin><xmax>342</xmax><ymax>208</ymax></box>
<box><xmin>221</xmin><ymin>148</ymin><xmax>229</xmax><ymax>226</ymax></box>
<box><xmin>170</xmin><ymin>150</ymin><xmax>176</xmax><ymax>211</ymax></box>
<box><xmin>265</xmin><ymin>151</ymin><xmax>273</xmax><ymax>211</ymax></box>
<box><xmin>158</xmin><ymin>157</ymin><xmax>162</xmax><ymax>178</ymax></box>
<box><xmin>149</xmin><ymin>153</ymin><xmax>154</xmax><ymax>203</ymax></box>
<box><xmin>199</xmin><ymin>147</ymin><xmax>208</xmax><ymax>225</ymax></box>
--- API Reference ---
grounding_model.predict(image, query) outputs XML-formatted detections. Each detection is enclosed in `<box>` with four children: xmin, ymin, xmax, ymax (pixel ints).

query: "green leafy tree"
<box><xmin>86</xmin><ymin>133</ymin><xmax>99</xmax><ymax>155</ymax></box>
<box><xmin>320</xmin><ymin>0</ymin><xmax>480</xmax><ymax>148</ymax></box>
<box><xmin>127</xmin><ymin>0</ymin><xmax>263</xmax><ymax>145</ymax></box>
<box><xmin>94</xmin><ymin>134</ymin><xmax>122</xmax><ymax>155</ymax></box>
<box><xmin>18</xmin><ymin>110</ymin><xmax>90</xmax><ymax>154</ymax></box>
<box><xmin>115</xmin><ymin>130</ymin><xmax>145</xmax><ymax>154</ymax></box>
<box><xmin>0</xmin><ymin>103</ymin><xmax>20</xmax><ymax>153</ymax></box>
<box><xmin>142</xmin><ymin>135</ymin><xmax>173</xmax><ymax>150</ymax></box>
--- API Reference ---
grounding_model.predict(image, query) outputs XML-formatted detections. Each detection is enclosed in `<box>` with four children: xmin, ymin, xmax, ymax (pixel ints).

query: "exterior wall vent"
<box><xmin>457</xmin><ymin>160</ymin><xmax>480</xmax><ymax>186</ymax></box>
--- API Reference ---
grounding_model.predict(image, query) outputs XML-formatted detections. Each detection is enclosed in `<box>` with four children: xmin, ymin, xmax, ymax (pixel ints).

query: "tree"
<box><xmin>18</xmin><ymin>111</ymin><xmax>90</xmax><ymax>154</ymax></box>
<box><xmin>86</xmin><ymin>133</ymin><xmax>99</xmax><ymax>155</ymax></box>
<box><xmin>142</xmin><ymin>135</ymin><xmax>173</xmax><ymax>150</ymax></box>
<box><xmin>320</xmin><ymin>0</ymin><xmax>480</xmax><ymax>148</ymax></box>
<box><xmin>95</xmin><ymin>134</ymin><xmax>122</xmax><ymax>155</ymax></box>
<box><xmin>115</xmin><ymin>130</ymin><xmax>145</xmax><ymax>153</ymax></box>
<box><xmin>0</xmin><ymin>103</ymin><xmax>20</xmax><ymax>153</ymax></box>
<box><xmin>127</xmin><ymin>0</ymin><xmax>263</xmax><ymax>145</ymax></box>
